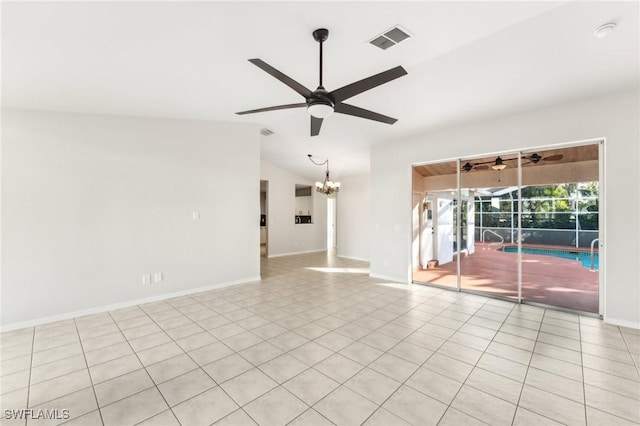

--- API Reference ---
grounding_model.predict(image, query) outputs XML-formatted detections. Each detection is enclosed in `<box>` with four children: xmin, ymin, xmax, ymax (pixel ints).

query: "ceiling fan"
<box><xmin>460</xmin><ymin>153</ymin><xmax>564</xmax><ymax>172</ymax></box>
<box><xmin>236</xmin><ymin>28</ymin><xmax>408</xmax><ymax>137</ymax></box>
<box><xmin>521</xmin><ymin>153</ymin><xmax>564</xmax><ymax>165</ymax></box>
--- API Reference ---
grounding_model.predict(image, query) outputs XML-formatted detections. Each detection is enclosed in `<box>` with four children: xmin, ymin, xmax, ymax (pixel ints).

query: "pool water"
<box><xmin>501</xmin><ymin>246</ymin><xmax>599</xmax><ymax>270</ymax></box>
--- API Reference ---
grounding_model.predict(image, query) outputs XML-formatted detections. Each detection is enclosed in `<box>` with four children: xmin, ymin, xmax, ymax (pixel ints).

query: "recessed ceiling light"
<box><xmin>594</xmin><ymin>23</ymin><xmax>617</xmax><ymax>39</ymax></box>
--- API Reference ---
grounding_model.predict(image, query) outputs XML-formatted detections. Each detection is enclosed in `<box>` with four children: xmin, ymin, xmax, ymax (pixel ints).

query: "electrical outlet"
<box><xmin>142</xmin><ymin>275</ymin><xmax>151</xmax><ymax>285</ymax></box>
<box><xmin>153</xmin><ymin>273</ymin><xmax>163</xmax><ymax>283</ymax></box>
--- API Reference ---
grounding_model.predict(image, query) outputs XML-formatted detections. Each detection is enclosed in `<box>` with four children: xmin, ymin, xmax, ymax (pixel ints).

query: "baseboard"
<box><xmin>603</xmin><ymin>316</ymin><xmax>640</xmax><ymax>330</ymax></box>
<box><xmin>268</xmin><ymin>249</ymin><xmax>325</xmax><ymax>258</ymax></box>
<box><xmin>0</xmin><ymin>275</ymin><xmax>262</xmax><ymax>332</ymax></box>
<box><xmin>369</xmin><ymin>273</ymin><xmax>407</xmax><ymax>284</ymax></box>
<box><xmin>337</xmin><ymin>254</ymin><xmax>370</xmax><ymax>262</ymax></box>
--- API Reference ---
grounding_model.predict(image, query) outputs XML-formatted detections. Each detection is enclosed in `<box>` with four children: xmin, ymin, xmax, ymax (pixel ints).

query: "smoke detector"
<box><xmin>260</xmin><ymin>128</ymin><xmax>274</xmax><ymax>136</ymax></box>
<box><xmin>369</xmin><ymin>26</ymin><xmax>412</xmax><ymax>50</ymax></box>
<box><xmin>594</xmin><ymin>23</ymin><xmax>616</xmax><ymax>39</ymax></box>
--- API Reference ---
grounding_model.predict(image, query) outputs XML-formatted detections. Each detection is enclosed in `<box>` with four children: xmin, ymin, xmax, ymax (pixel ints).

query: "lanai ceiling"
<box><xmin>2</xmin><ymin>2</ymin><xmax>638</xmax><ymax>180</ymax></box>
<box><xmin>413</xmin><ymin>144</ymin><xmax>600</xmax><ymax>178</ymax></box>
<box><xmin>413</xmin><ymin>144</ymin><xmax>600</xmax><ymax>191</ymax></box>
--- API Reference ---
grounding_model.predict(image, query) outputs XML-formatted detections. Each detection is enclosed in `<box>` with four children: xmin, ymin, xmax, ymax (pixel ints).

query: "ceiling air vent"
<box><xmin>260</xmin><ymin>128</ymin><xmax>274</xmax><ymax>136</ymax></box>
<box><xmin>369</xmin><ymin>26</ymin><xmax>411</xmax><ymax>50</ymax></box>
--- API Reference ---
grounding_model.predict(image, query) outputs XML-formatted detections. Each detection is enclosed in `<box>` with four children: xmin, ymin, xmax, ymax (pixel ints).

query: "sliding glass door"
<box><xmin>459</xmin><ymin>154</ymin><xmax>519</xmax><ymax>300</ymax></box>
<box><xmin>412</xmin><ymin>142</ymin><xmax>601</xmax><ymax>314</ymax></box>
<box><xmin>520</xmin><ymin>145</ymin><xmax>600</xmax><ymax>313</ymax></box>
<box><xmin>412</xmin><ymin>161</ymin><xmax>459</xmax><ymax>289</ymax></box>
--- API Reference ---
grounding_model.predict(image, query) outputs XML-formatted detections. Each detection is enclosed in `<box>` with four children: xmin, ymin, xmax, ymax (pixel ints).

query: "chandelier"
<box><xmin>308</xmin><ymin>155</ymin><xmax>341</xmax><ymax>196</ymax></box>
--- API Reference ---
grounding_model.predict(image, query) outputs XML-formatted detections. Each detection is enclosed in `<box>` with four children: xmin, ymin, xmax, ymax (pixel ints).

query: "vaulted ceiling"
<box><xmin>2</xmin><ymin>2</ymin><xmax>638</xmax><ymax>180</ymax></box>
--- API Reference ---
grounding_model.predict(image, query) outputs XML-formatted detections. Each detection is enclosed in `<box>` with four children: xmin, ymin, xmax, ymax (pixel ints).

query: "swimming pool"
<box><xmin>500</xmin><ymin>246</ymin><xmax>599</xmax><ymax>270</ymax></box>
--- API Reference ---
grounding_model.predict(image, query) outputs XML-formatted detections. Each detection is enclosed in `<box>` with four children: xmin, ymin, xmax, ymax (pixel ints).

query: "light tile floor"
<box><xmin>1</xmin><ymin>252</ymin><xmax>639</xmax><ymax>425</ymax></box>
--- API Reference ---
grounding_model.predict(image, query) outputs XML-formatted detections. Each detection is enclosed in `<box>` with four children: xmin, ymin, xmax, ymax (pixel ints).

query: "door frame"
<box><xmin>260</xmin><ymin>180</ymin><xmax>269</xmax><ymax>258</ymax></box>
<box><xmin>327</xmin><ymin>197</ymin><xmax>337</xmax><ymax>250</ymax></box>
<box><xmin>410</xmin><ymin>138</ymin><xmax>605</xmax><ymax>317</ymax></box>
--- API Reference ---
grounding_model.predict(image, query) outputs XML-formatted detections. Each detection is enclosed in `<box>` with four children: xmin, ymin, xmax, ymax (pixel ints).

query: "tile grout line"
<box><xmin>115</xmin><ymin>306</ymin><xmax>268</xmax><ymax>425</ymax></box>
<box><xmin>13</xmin><ymin>297</ymin><xmax>547</xmax><ymax>426</ymax></box>
<box><xmin>113</xmin><ymin>307</ymin><xmax>253</xmax><ymax>425</ymax></box>
<box><xmin>106</xmin><ymin>310</ymin><xmax>180</xmax><ymax>426</ymax></box>
<box><xmin>68</xmin><ymin>317</ymin><xmax>105</xmax><ymax>425</ymax></box>
<box><xmin>578</xmin><ymin>322</ymin><xmax>640</xmax><ymax>424</ymax></box>
<box><xmin>509</xmin><ymin>307</ymin><xmax>545</xmax><ymax>426</ymax></box>
<box><xmin>215</xmin><ymin>276</ymin><xmax>397</xmax><ymax>424</ymax></box>
<box><xmin>618</xmin><ymin>324</ymin><xmax>640</xmax><ymax>374</ymax></box>
<box><xmin>306</xmin><ymin>301</ymin><xmax>448</xmax><ymax>424</ymax></box>
<box><xmin>355</xmin><ymin>295</ymin><xmax>495</xmax><ymax>426</ymax></box>
<box><xmin>290</xmin><ymin>268</ymin><xmax>513</xmax><ymax>422</ymax></box>
<box><xmin>5</xmin><ymin>254</ymin><xmax>634</xmax><ymax>426</ymax></box>
<box><xmin>245</xmin><ymin>285</ymin><xmax>415</xmax><ymax>424</ymax></box>
<box><xmin>432</xmin><ymin>299</ymin><xmax>517</xmax><ymax>426</ymax></box>
<box><xmin>579</xmin><ymin>315</ymin><xmax>589</xmax><ymax>425</ymax></box>
<box><xmin>22</xmin><ymin>327</ymin><xmax>35</xmax><ymax>426</ymax></box>
<box><xmin>245</xmin><ymin>284</ymin><xmax>452</xmax><ymax>423</ymax></box>
<box><xmin>18</xmin><ymin>323</ymin><xmax>111</xmax><ymax>409</ymax></box>
<box><xmin>216</xmin><ymin>260</ymin><xmax>636</xmax><ymax>422</ymax></box>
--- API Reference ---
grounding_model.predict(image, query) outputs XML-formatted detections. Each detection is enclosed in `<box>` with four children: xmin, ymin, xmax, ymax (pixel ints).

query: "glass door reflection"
<box><xmin>412</xmin><ymin>161</ymin><xmax>459</xmax><ymax>289</ymax></box>
<box><xmin>520</xmin><ymin>145</ymin><xmax>600</xmax><ymax>313</ymax></box>
<box><xmin>459</xmin><ymin>154</ymin><xmax>519</xmax><ymax>300</ymax></box>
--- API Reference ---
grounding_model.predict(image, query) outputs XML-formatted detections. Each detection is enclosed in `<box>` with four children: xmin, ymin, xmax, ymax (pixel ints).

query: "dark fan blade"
<box><xmin>544</xmin><ymin>154</ymin><xmax>564</xmax><ymax>161</ymax></box>
<box><xmin>475</xmin><ymin>165</ymin><xmax>489</xmax><ymax>170</ymax></box>
<box><xmin>330</xmin><ymin>66</ymin><xmax>407</xmax><ymax>103</ymax></box>
<box><xmin>248</xmin><ymin>59</ymin><xmax>312</xmax><ymax>99</ymax></box>
<box><xmin>236</xmin><ymin>103</ymin><xmax>307</xmax><ymax>115</ymax></box>
<box><xmin>469</xmin><ymin>159</ymin><xmax>495</xmax><ymax>166</ymax></box>
<box><xmin>334</xmin><ymin>103</ymin><xmax>397</xmax><ymax>124</ymax></box>
<box><xmin>311</xmin><ymin>116</ymin><xmax>323</xmax><ymax>136</ymax></box>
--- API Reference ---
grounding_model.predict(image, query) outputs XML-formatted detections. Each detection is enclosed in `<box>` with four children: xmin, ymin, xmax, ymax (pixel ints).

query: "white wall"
<box><xmin>1</xmin><ymin>110</ymin><xmax>261</xmax><ymax>328</ymax></box>
<box><xmin>371</xmin><ymin>90</ymin><xmax>640</xmax><ymax>328</ymax></box>
<box><xmin>260</xmin><ymin>160</ymin><xmax>327</xmax><ymax>257</ymax></box>
<box><xmin>336</xmin><ymin>174</ymin><xmax>370</xmax><ymax>261</ymax></box>
<box><xmin>294</xmin><ymin>194</ymin><xmax>312</xmax><ymax>216</ymax></box>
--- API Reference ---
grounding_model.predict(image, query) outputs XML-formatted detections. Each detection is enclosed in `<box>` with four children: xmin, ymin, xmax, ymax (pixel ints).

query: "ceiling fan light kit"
<box><xmin>307</xmin><ymin>100</ymin><xmax>334</xmax><ymax>118</ymax></box>
<box><xmin>237</xmin><ymin>28</ymin><xmax>407</xmax><ymax>136</ymax></box>
<box><xmin>491</xmin><ymin>157</ymin><xmax>507</xmax><ymax>171</ymax></box>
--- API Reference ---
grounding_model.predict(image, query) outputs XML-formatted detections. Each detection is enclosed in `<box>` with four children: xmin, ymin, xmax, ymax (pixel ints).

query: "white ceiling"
<box><xmin>2</xmin><ymin>1</ymin><xmax>638</xmax><ymax>180</ymax></box>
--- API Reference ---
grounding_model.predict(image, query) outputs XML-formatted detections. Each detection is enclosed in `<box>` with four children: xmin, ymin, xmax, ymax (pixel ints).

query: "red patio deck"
<box><xmin>413</xmin><ymin>243</ymin><xmax>599</xmax><ymax>313</ymax></box>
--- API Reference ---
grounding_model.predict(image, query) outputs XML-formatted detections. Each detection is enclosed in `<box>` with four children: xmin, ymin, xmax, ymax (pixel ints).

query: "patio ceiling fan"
<box><xmin>460</xmin><ymin>153</ymin><xmax>564</xmax><ymax>172</ymax></box>
<box><xmin>236</xmin><ymin>28</ymin><xmax>408</xmax><ymax>137</ymax></box>
<box><xmin>521</xmin><ymin>153</ymin><xmax>564</xmax><ymax>165</ymax></box>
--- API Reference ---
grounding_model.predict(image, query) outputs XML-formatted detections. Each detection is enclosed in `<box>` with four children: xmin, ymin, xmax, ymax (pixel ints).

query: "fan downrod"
<box><xmin>312</xmin><ymin>28</ymin><xmax>329</xmax><ymax>43</ymax></box>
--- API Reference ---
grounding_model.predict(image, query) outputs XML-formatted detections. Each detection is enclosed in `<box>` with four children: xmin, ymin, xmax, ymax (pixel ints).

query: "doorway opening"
<box><xmin>411</xmin><ymin>142</ymin><xmax>602</xmax><ymax>314</ymax></box>
<box><xmin>327</xmin><ymin>197</ymin><xmax>337</xmax><ymax>250</ymax></box>
<box><xmin>260</xmin><ymin>180</ymin><xmax>268</xmax><ymax>258</ymax></box>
